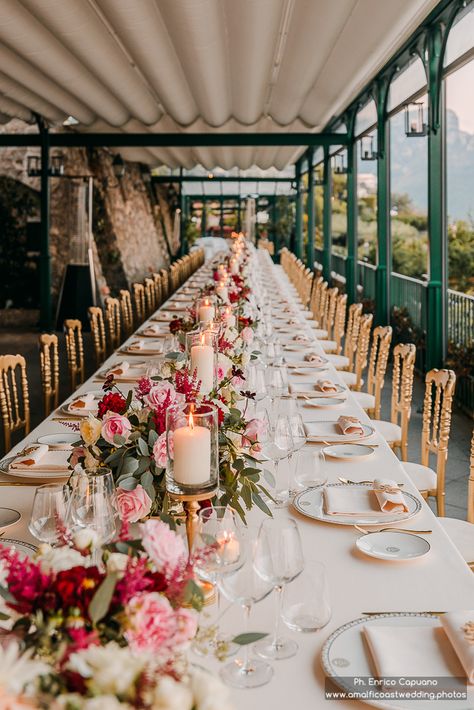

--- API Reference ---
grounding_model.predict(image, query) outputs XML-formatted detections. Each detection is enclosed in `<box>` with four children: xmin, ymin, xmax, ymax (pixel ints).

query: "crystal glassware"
<box><xmin>281</xmin><ymin>561</ymin><xmax>331</xmax><ymax>632</ymax></box>
<box><xmin>293</xmin><ymin>448</ymin><xmax>327</xmax><ymax>490</ymax></box>
<box><xmin>253</xmin><ymin>517</ymin><xmax>304</xmax><ymax>660</ymax></box>
<box><xmin>67</xmin><ymin>468</ymin><xmax>117</xmax><ymax>545</ymax></box>
<box><xmin>28</xmin><ymin>483</ymin><xmax>70</xmax><ymax>546</ymax></box>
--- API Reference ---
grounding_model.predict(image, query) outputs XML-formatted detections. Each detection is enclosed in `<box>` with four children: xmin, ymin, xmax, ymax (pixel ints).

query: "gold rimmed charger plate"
<box><xmin>0</xmin><ymin>455</ymin><xmax>71</xmax><ymax>482</ymax></box>
<box><xmin>303</xmin><ymin>420</ymin><xmax>375</xmax><ymax>443</ymax></box>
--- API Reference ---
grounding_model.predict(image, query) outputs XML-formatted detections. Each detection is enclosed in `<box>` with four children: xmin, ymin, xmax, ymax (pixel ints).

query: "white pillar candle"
<box><xmin>190</xmin><ymin>338</ymin><xmax>214</xmax><ymax>394</ymax></box>
<box><xmin>173</xmin><ymin>416</ymin><xmax>211</xmax><ymax>486</ymax></box>
<box><xmin>223</xmin><ymin>306</ymin><xmax>236</xmax><ymax>328</ymax></box>
<box><xmin>216</xmin><ymin>282</ymin><xmax>229</xmax><ymax>302</ymax></box>
<box><xmin>230</xmin><ymin>258</ymin><xmax>239</xmax><ymax>275</ymax></box>
<box><xmin>198</xmin><ymin>299</ymin><xmax>215</xmax><ymax>323</ymax></box>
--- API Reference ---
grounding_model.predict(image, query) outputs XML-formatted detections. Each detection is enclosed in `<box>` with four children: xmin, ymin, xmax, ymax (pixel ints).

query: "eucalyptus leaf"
<box><xmin>251</xmin><ymin>492</ymin><xmax>273</xmax><ymax>517</ymax></box>
<box><xmin>140</xmin><ymin>471</ymin><xmax>154</xmax><ymax>488</ymax></box>
<box><xmin>89</xmin><ymin>572</ymin><xmax>118</xmax><ymax>624</ymax></box>
<box><xmin>121</xmin><ymin>457</ymin><xmax>139</xmax><ymax>476</ymax></box>
<box><xmin>137</xmin><ymin>437</ymin><xmax>149</xmax><ymax>456</ymax></box>
<box><xmin>232</xmin><ymin>632</ymin><xmax>268</xmax><ymax>646</ymax></box>
<box><xmin>263</xmin><ymin>467</ymin><xmax>276</xmax><ymax>488</ymax></box>
<box><xmin>148</xmin><ymin>429</ymin><xmax>158</xmax><ymax>447</ymax></box>
<box><xmin>113</xmin><ymin>434</ymin><xmax>126</xmax><ymax>447</ymax></box>
<box><xmin>118</xmin><ymin>476</ymin><xmax>138</xmax><ymax>491</ymax></box>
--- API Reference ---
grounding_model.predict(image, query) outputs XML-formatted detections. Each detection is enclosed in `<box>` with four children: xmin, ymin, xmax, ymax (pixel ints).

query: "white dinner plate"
<box><xmin>303</xmin><ymin>420</ymin><xmax>375</xmax><ymax>443</ymax></box>
<box><xmin>0</xmin><ymin>538</ymin><xmax>37</xmax><ymax>558</ymax></box>
<box><xmin>356</xmin><ymin>531</ymin><xmax>431</xmax><ymax>561</ymax></box>
<box><xmin>322</xmin><ymin>444</ymin><xmax>376</xmax><ymax>461</ymax></box>
<box><xmin>290</xmin><ymin>383</ymin><xmax>346</xmax><ymax>398</ymax></box>
<box><xmin>119</xmin><ymin>343</ymin><xmax>165</xmax><ymax>356</ymax></box>
<box><xmin>151</xmin><ymin>312</ymin><xmax>174</xmax><ymax>322</ymax></box>
<box><xmin>61</xmin><ymin>391</ymin><xmax>103</xmax><ymax>417</ymax></box>
<box><xmin>0</xmin><ymin>508</ymin><xmax>21</xmax><ymax>530</ymax></box>
<box><xmin>303</xmin><ymin>397</ymin><xmax>346</xmax><ymax>408</ymax></box>
<box><xmin>288</xmin><ymin>367</ymin><xmax>329</xmax><ymax>377</ymax></box>
<box><xmin>97</xmin><ymin>362</ymin><xmax>148</xmax><ymax>381</ymax></box>
<box><xmin>284</xmin><ymin>358</ymin><xmax>329</xmax><ymax>370</ymax></box>
<box><xmin>138</xmin><ymin>329</ymin><xmax>168</xmax><ymax>339</ymax></box>
<box><xmin>0</xmin><ymin>455</ymin><xmax>71</xmax><ymax>480</ymax></box>
<box><xmin>165</xmin><ymin>304</ymin><xmax>188</xmax><ymax>312</ymax></box>
<box><xmin>37</xmin><ymin>433</ymin><xmax>80</xmax><ymax>450</ymax></box>
<box><xmin>321</xmin><ymin>613</ymin><xmax>471</xmax><ymax>710</ymax></box>
<box><xmin>293</xmin><ymin>484</ymin><xmax>422</xmax><ymax>526</ymax></box>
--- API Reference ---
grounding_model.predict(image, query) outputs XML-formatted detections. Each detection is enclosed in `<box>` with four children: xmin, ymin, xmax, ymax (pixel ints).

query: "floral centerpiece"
<box><xmin>0</xmin><ymin>520</ymin><xmax>233</xmax><ymax>709</ymax></box>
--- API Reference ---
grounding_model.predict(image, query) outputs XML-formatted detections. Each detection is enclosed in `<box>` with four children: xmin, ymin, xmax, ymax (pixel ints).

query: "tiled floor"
<box><xmin>0</xmin><ymin>330</ymin><xmax>472</xmax><ymax>518</ymax></box>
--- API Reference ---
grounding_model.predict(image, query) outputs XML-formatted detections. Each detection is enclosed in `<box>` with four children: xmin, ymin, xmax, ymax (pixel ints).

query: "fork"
<box><xmin>339</xmin><ymin>477</ymin><xmax>401</xmax><ymax>485</ymax></box>
<box><xmin>354</xmin><ymin>524</ymin><xmax>432</xmax><ymax>535</ymax></box>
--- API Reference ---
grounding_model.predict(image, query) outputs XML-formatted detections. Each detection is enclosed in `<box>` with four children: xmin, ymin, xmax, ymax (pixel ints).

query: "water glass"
<box><xmin>28</xmin><ymin>483</ymin><xmax>70</xmax><ymax>545</ymax></box>
<box><xmin>282</xmin><ymin>561</ymin><xmax>331</xmax><ymax>632</ymax></box>
<box><xmin>68</xmin><ymin>468</ymin><xmax>117</xmax><ymax>545</ymax></box>
<box><xmin>294</xmin><ymin>449</ymin><xmax>327</xmax><ymax>490</ymax></box>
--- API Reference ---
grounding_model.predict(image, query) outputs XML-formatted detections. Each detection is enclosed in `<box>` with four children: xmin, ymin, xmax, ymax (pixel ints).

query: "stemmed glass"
<box><xmin>193</xmin><ymin>507</ymin><xmax>244</xmax><ymax>656</ymax></box>
<box><xmin>29</xmin><ymin>483</ymin><xmax>71</xmax><ymax>546</ymax></box>
<box><xmin>219</xmin><ymin>532</ymin><xmax>274</xmax><ymax>688</ymax></box>
<box><xmin>246</xmin><ymin>364</ymin><xmax>267</xmax><ymax>402</ymax></box>
<box><xmin>67</xmin><ymin>468</ymin><xmax>118</xmax><ymax>547</ymax></box>
<box><xmin>254</xmin><ymin>518</ymin><xmax>304</xmax><ymax>660</ymax></box>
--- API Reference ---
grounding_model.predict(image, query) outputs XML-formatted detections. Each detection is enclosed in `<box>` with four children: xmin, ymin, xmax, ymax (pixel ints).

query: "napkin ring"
<box><xmin>375</xmin><ymin>483</ymin><xmax>401</xmax><ymax>494</ymax></box>
<box><xmin>462</xmin><ymin>621</ymin><xmax>474</xmax><ymax>643</ymax></box>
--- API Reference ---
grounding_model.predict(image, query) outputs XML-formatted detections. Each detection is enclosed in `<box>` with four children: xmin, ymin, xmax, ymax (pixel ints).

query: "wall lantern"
<box><xmin>112</xmin><ymin>154</ymin><xmax>126</xmax><ymax>179</ymax></box>
<box><xmin>26</xmin><ymin>153</ymin><xmax>65</xmax><ymax>177</ymax></box>
<box><xmin>404</xmin><ymin>102</ymin><xmax>427</xmax><ymax>137</ymax></box>
<box><xmin>360</xmin><ymin>135</ymin><xmax>377</xmax><ymax>161</ymax></box>
<box><xmin>333</xmin><ymin>153</ymin><xmax>348</xmax><ymax>175</ymax></box>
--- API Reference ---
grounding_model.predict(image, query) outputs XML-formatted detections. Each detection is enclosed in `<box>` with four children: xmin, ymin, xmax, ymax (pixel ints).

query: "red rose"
<box><xmin>97</xmin><ymin>392</ymin><xmax>127</xmax><ymax>419</ymax></box>
<box><xmin>53</xmin><ymin>565</ymin><xmax>103</xmax><ymax>614</ymax></box>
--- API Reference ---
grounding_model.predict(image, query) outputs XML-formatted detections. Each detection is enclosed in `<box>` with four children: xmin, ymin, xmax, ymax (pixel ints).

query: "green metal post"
<box><xmin>322</xmin><ymin>147</ymin><xmax>332</xmax><ymax>281</ymax></box>
<box><xmin>220</xmin><ymin>197</ymin><xmax>224</xmax><ymax>238</ymax></box>
<box><xmin>426</xmin><ymin>26</ymin><xmax>447</xmax><ymax>370</ymax></box>
<box><xmin>201</xmin><ymin>202</ymin><xmax>207</xmax><ymax>238</ymax></box>
<box><xmin>237</xmin><ymin>197</ymin><xmax>242</xmax><ymax>232</ymax></box>
<box><xmin>306</xmin><ymin>148</ymin><xmax>315</xmax><ymax>269</ymax></box>
<box><xmin>294</xmin><ymin>159</ymin><xmax>303</xmax><ymax>259</ymax></box>
<box><xmin>375</xmin><ymin>78</ymin><xmax>391</xmax><ymax>326</ymax></box>
<box><xmin>39</xmin><ymin>120</ymin><xmax>51</xmax><ymax>330</ymax></box>
<box><xmin>346</xmin><ymin>128</ymin><xmax>358</xmax><ymax>304</ymax></box>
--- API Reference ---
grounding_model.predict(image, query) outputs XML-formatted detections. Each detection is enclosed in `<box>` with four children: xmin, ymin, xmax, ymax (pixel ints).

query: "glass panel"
<box><xmin>357</xmin><ymin>139</ymin><xmax>377</xmax><ymax>265</ymax></box>
<box><xmin>389</xmin><ymin>102</ymin><xmax>428</xmax><ymax>278</ymax></box>
<box><xmin>446</xmin><ymin>60</ymin><xmax>474</xmax><ymax>295</ymax></box>
<box><xmin>388</xmin><ymin>57</ymin><xmax>427</xmax><ymax>113</ymax></box>
<box><xmin>444</xmin><ymin>3</ymin><xmax>474</xmax><ymax>68</ymax></box>
<box><xmin>331</xmin><ymin>150</ymin><xmax>347</xmax><ymax>257</ymax></box>
<box><xmin>313</xmin><ymin>147</ymin><xmax>324</xmax><ymax>165</ymax></box>
<box><xmin>355</xmin><ymin>100</ymin><xmax>377</xmax><ymax>137</ymax></box>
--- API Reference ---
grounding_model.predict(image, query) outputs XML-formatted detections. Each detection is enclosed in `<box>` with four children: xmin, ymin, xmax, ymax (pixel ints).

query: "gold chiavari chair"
<box><xmin>88</xmin><ymin>307</ymin><xmax>107</xmax><ymax>367</ymax></box>
<box><xmin>352</xmin><ymin>326</ymin><xmax>393</xmax><ymax>418</ymax></box>
<box><xmin>160</xmin><ymin>269</ymin><xmax>170</xmax><ymax>301</ymax></box>
<box><xmin>402</xmin><ymin>368</ymin><xmax>456</xmax><ymax>516</ymax></box>
<box><xmin>105</xmin><ymin>297</ymin><xmax>122</xmax><ymax>351</ymax></box>
<box><xmin>152</xmin><ymin>272</ymin><xmax>163</xmax><ymax>307</ymax></box>
<box><xmin>120</xmin><ymin>289</ymin><xmax>134</xmax><ymax>338</ymax></box>
<box><xmin>0</xmin><ymin>354</ymin><xmax>30</xmax><ymax>453</ymax></box>
<box><xmin>39</xmin><ymin>333</ymin><xmax>59</xmax><ymax>416</ymax></box>
<box><xmin>132</xmin><ymin>283</ymin><xmax>146</xmax><ymax>324</ymax></box>
<box><xmin>323</xmin><ymin>292</ymin><xmax>347</xmax><ymax>356</ymax></box>
<box><xmin>372</xmin><ymin>343</ymin><xmax>416</xmax><ymax>461</ymax></box>
<box><xmin>325</xmin><ymin>302</ymin><xmax>363</xmax><ymax>371</ymax></box>
<box><xmin>439</xmin><ymin>431</ymin><xmax>474</xmax><ymax>568</ymax></box>
<box><xmin>144</xmin><ymin>277</ymin><xmax>156</xmax><ymax>316</ymax></box>
<box><xmin>339</xmin><ymin>313</ymin><xmax>373</xmax><ymax>391</ymax></box>
<box><xmin>309</xmin><ymin>278</ymin><xmax>328</xmax><ymax>329</ymax></box>
<box><xmin>64</xmin><ymin>319</ymin><xmax>85</xmax><ymax>391</ymax></box>
<box><xmin>314</xmin><ymin>287</ymin><xmax>338</xmax><ymax>348</ymax></box>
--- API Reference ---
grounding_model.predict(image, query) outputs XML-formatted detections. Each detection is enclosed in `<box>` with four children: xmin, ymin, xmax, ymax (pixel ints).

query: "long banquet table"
<box><xmin>2</xmin><ymin>249</ymin><xmax>474</xmax><ymax>710</ymax></box>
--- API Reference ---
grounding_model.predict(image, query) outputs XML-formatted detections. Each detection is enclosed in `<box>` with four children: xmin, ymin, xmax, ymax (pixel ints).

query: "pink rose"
<box><xmin>152</xmin><ymin>431</ymin><xmax>173</xmax><ymax>468</ymax></box>
<box><xmin>242</xmin><ymin>417</ymin><xmax>267</xmax><ymax>451</ymax></box>
<box><xmin>116</xmin><ymin>484</ymin><xmax>152</xmax><ymax>523</ymax></box>
<box><xmin>217</xmin><ymin>365</ymin><xmax>225</xmax><ymax>381</ymax></box>
<box><xmin>140</xmin><ymin>519</ymin><xmax>186</xmax><ymax>578</ymax></box>
<box><xmin>101</xmin><ymin>411</ymin><xmax>132</xmax><ymax>444</ymax></box>
<box><xmin>145</xmin><ymin>382</ymin><xmax>181</xmax><ymax>410</ymax></box>
<box><xmin>231</xmin><ymin>375</ymin><xmax>245</xmax><ymax>388</ymax></box>
<box><xmin>241</xmin><ymin>326</ymin><xmax>254</xmax><ymax>344</ymax></box>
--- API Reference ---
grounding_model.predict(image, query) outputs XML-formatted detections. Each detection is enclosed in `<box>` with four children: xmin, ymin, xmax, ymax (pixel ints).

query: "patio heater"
<box><xmin>55</xmin><ymin>177</ymin><xmax>97</xmax><ymax>329</ymax></box>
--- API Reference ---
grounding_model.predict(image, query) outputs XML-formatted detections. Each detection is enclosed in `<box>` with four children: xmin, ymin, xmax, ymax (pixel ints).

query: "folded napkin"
<box><xmin>294</xmin><ymin>334</ymin><xmax>311</xmax><ymax>343</ymax></box>
<box><xmin>337</xmin><ymin>415</ymin><xmax>364</xmax><ymax>436</ymax></box>
<box><xmin>10</xmin><ymin>447</ymin><xmax>69</xmax><ymax>472</ymax></box>
<box><xmin>69</xmin><ymin>392</ymin><xmax>95</xmax><ymax>410</ymax></box>
<box><xmin>315</xmin><ymin>379</ymin><xmax>338</xmax><ymax>393</ymax></box>
<box><xmin>128</xmin><ymin>339</ymin><xmax>145</xmax><ymax>351</ymax></box>
<box><xmin>441</xmin><ymin>611</ymin><xmax>474</xmax><ymax>684</ymax></box>
<box><xmin>373</xmin><ymin>478</ymin><xmax>408</xmax><ymax>513</ymax></box>
<box><xmin>289</xmin><ymin>318</ymin><xmax>301</xmax><ymax>326</ymax></box>
<box><xmin>363</xmin><ymin>624</ymin><xmax>464</xmax><ymax>679</ymax></box>
<box><xmin>10</xmin><ymin>444</ymin><xmax>48</xmax><ymax>468</ymax></box>
<box><xmin>323</xmin><ymin>486</ymin><xmax>384</xmax><ymax>517</ymax></box>
<box><xmin>106</xmin><ymin>361</ymin><xmax>130</xmax><ymax>377</ymax></box>
<box><xmin>142</xmin><ymin>323</ymin><xmax>165</xmax><ymax>336</ymax></box>
<box><xmin>305</xmin><ymin>353</ymin><xmax>325</xmax><ymax>365</ymax></box>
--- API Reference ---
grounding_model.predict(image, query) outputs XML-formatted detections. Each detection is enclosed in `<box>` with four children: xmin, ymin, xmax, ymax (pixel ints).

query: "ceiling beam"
<box><xmin>0</xmin><ymin>132</ymin><xmax>349</xmax><ymax>148</ymax></box>
<box><xmin>152</xmin><ymin>175</ymin><xmax>294</xmax><ymax>183</ymax></box>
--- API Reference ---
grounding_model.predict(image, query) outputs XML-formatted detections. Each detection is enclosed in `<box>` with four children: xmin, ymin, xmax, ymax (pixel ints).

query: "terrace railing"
<box><xmin>358</xmin><ymin>261</ymin><xmax>377</xmax><ymax>302</ymax></box>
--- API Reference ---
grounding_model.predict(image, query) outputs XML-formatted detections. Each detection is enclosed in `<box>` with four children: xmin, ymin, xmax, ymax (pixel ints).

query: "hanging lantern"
<box><xmin>50</xmin><ymin>153</ymin><xmax>65</xmax><ymax>176</ymax></box>
<box><xmin>26</xmin><ymin>155</ymin><xmax>41</xmax><ymax>177</ymax></box>
<box><xmin>404</xmin><ymin>102</ymin><xmax>427</xmax><ymax>137</ymax></box>
<box><xmin>314</xmin><ymin>166</ymin><xmax>325</xmax><ymax>186</ymax></box>
<box><xmin>333</xmin><ymin>153</ymin><xmax>347</xmax><ymax>175</ymax></box>
<box><xmin>360</xmin><ymin>135</ymin><xmax>377</xmax><ymax>161</ymax></box>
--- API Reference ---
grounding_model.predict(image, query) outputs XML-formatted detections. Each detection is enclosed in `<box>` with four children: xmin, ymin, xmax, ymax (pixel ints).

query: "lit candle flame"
<box><xmin>188</xmin><ymin>410</ymin><xmax>194</xmax><ymax>429</ymax></box>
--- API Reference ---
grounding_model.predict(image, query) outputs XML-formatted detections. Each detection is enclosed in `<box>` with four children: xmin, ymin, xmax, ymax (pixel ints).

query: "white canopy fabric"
<box><xmin>0</xmin><ymin>0</ymin><xmax>439</xmax><ymax>169</ymax></box>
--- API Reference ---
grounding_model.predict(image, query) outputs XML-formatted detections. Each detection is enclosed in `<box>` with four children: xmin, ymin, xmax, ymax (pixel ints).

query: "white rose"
<box><xmin>106</xmin><ymin>552</ymin><xmax>129</xmax><ymax>577</ymax></box>
<box><xmin>190</xmin><ymin>669</ymin><xmax>233</xmax><ymax>710</ymax></box>
<box><xmin>83</xmin><ymin>697</ymin><xmax>128</xmax><ymax>710</ymax></box>
<box><xmin>152</xmin><ymin>675</ymin><xmax>193</xmax><ymax>710</ymax></box>
<box><xmin>37</xmin><ymin>544</ymin><xmax>86</xmax><ymax>573</ymax></box>
<box><xmin>160</xmin><ymin>362</ymin><xmax>172</xmax><ymax>378</ymax></box>
<box><xmin>68</xmin><ymin>643</ymin><xmax>145</xmax><ymax>697</ymax></box>
<box><xmin>73</xmin><ymin>528</ymin><xmax>100</xmax><ymax>551</ymax></box>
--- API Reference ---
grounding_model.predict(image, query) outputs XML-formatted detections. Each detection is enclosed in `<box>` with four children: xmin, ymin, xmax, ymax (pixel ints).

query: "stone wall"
<box><xmin>0</xmin><ymin>119</ymin><xmax>178</xmax><ymax>316</ymax></box>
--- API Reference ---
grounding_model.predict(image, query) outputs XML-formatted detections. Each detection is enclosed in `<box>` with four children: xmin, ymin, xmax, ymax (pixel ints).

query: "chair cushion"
<box><xmin>352</xmin><ymin>391</ymin><xmax>375</xmax><ymax>410</ymax></box>
<box><xmin>340</xmin><ymin>371</ymin><xmax>358</xmax><ymax>386</ymax></box>
<box><xmin>402</xmin><ymin>461</ymin><xmax>437</xmax><ymax>491</ymax></box>
<box><xmin>372</xmin><ymin>419</ymin><xmax>402</xmax><ymax>443</ymax></box>
<box><xmin>320</xmin><ymin>340</ymin><xmax>337</xmax><ymax>352</ymax></box>
<box><xmin>439</xmin><ymin>518</ymin><xmax>474</xmax><ymax>564</ymax></box>
<box><xmin>311</xmin><ymin>328</ymin><xmax>328</xmax><ymax>339</ymax></box>
<box><xmin>325</xmin><ymin>354</ymin><xmax>349</xmax><ymax>369</ymax></box>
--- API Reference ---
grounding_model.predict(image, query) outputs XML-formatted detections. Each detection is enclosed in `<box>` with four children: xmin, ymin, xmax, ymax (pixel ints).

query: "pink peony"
<box><xmin>124</xmin><ymin>592</ymin><xmax>197</xmax><ymax>658</ymax></box>
<box><xmin>242</xmin><ymin>417</ymin><xmax>267</xmax><ymax>451</ymax></box>
<box><xmin>152</xmin><ymin>432</ymin><xmax>173</xmax><ymax>468</ymax></box>
<box><xmin>241</xmin><ymin>326</ymin><xmax>254</xmax><ymax>344</ymax></box>
<box><xmin>217</xmin><ymin>365</ymin><xmax>225</xmax><ymax>381</ymax></box>
<box><xmin>145</xmin><ymin>382</ymin><xmax>181</xmax><ymax>410</ymax></box>
<box><xmin>101</xmin><ymin>411</ymin><xmax>132</xmax><ymax>445</ymax></box>
<box><xmin>231</xmin><ymin>375</ymin><xmax>245</xmax><ymax>388</ymax></box>
<box><xmin>140</xmin><ymin>519</ymin><xmax>186</xmax><ymax>578</ymax></box>
<box><xmin>116</xmin><ymin>484</ymin><xmax>152</xmax><ymax>523</ymax></box>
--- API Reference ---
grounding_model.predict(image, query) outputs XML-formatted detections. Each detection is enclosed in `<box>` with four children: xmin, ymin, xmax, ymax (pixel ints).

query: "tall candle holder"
<box><xmin>165</xmin><ymin>403</ymin><xmax>219</xmax><ymax>555</ymax></box>
<box><xmin>185</xmin><ymin>328</ymin><xmax>218</xmax><ymax>395</ymax></box>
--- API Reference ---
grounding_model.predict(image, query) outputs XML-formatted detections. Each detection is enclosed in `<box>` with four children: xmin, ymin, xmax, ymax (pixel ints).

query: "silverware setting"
<box><xmin>354</xmin><ymin>524</ymin><xmax>432</xmax><ymax>535</ymax></box>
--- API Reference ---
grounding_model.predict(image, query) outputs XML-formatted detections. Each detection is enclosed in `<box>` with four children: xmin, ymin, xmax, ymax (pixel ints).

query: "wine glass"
<box><xmin>28</xmin><ymin>483</ymin><xmax>71</xmax><ymax>546</ymax></box>
<box><xmin>219</xmin><ymin>532</ymin><xmax>274</xmax><ymax>688</ymax></box>
<box><xmin>67</xmin><ymin>469</ymin><xmax>117</xmax><ymax>546</ymax></box>
<box><xmin>193</xmin><ymin>507</ymin><xmax>244</xmax><ymax>656</ymax></box>
<box><xmin>245</xmin><ymin>364</ymin><xmax>267</xmax><ymax>401</ymax></box>
<box><xmin>281</xmin><ymin>561</ymin><xmax>331</xmax><ymax>632</ymax></box>
<box><xmin>294</xmin><ymin>448</ymin><xmax>327</xmax><ymax>490</ymax></box>
<box><xmin>253</xmin><ymin>517</ymin><xmax>304</xmax><ymax>660</ymax></box>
